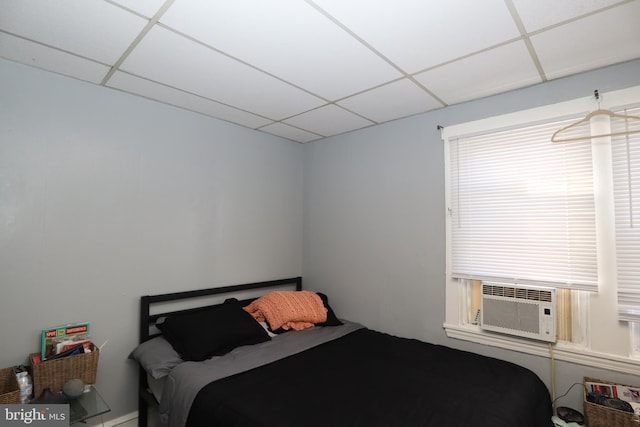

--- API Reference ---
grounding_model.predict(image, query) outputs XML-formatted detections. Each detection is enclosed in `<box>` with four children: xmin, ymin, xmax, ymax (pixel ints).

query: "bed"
<box><xmin>132</xmin><ymin>277</ymin><xmax>553</xmax><ymax>427</ymax></box>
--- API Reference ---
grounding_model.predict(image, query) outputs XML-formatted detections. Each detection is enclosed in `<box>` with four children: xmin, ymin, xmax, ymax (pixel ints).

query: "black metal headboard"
<box><xmin>137</xmin><ymin>276</ymin><xmax>302</xmax><ymax>427</ymax></box>
<box><xmin>139</xmin><ymin>276</ymin><xmax>302</xmax><ymax>344</ymax></box>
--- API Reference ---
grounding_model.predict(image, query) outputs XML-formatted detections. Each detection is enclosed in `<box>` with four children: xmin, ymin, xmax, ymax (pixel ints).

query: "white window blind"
<box><xmin>612</xmin><ymin>106</ymin><xmax>640</xmax><ymax>321</ymax></box>
<box><xmin>449</xmin><ymin>118</ymin><xmax>598</xmax><ymax>291</ymax></box>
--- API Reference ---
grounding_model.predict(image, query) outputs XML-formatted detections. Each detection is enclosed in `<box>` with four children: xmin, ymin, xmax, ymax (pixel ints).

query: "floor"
<box><xmin>113</xmin><ymin>407</ymin><xmax>159</xmax><ymax>427</ymax></box>
<box><xmin>85</xmin><ymin>407</ymin><xmax>158</xmax><ymax>427</ymax></box>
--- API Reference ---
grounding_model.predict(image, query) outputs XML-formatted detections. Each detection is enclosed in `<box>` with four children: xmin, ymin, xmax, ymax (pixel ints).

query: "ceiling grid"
<box><xmin>1</xmin><ymin>0</ymin><xmax>638</xmax><ymax>143</ymax></box>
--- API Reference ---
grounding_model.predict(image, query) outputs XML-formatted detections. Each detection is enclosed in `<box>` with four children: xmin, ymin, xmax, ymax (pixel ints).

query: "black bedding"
<box><xmin>187</xmin><ymin>328</ymin><xmax>553</xmax><ymax>427</ymax></box>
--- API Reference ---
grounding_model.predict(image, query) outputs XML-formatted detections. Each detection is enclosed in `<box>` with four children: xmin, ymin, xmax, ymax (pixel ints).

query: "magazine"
<box><xmin>585</xmin><ymin>380</ymin><xmax>640</xmax><ymax>403</ymax></box>
<box><xmin>41</xmin><ymin>322</ymin><xmax>90</xmax><ymax>360</ymax></box>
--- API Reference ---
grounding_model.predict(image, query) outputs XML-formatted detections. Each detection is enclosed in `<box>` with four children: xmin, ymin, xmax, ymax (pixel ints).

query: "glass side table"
<box><xmin>69</xmin><ymin>385</ymin><xmax>111</xmax><ymax>424</ymax></box>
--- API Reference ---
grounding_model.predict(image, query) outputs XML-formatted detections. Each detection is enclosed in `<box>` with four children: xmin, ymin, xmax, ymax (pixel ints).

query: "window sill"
<box><xmin>443</xmin><ymin>323</ymin><xmax>640</xmax><ymax>376</ymax></box>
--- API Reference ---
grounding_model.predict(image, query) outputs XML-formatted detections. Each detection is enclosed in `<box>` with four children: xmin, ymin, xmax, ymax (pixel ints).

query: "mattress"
<box><xmin>188</xmin><ymin>327</ymin><xmax>552</xmax><ymax>426</ymax></box>
<box><xmin>152</xmin><ymin>322</ymin><xmax>552</xmax><ymax>427</ymax></box>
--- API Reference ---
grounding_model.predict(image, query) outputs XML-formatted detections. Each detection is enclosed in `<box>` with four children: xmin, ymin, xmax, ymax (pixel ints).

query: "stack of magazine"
<box><xmin>585</xmin><ymin>379</ymin><xmax>640</xmax><ymax>415</ymax></box>
<box><xmin>31</xmin><ymin>322</ymin><xmax>91</xmax><ymax>364</ymax></box>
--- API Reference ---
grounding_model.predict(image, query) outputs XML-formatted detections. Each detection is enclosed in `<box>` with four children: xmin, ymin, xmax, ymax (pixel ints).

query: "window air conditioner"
<box><xmin>480</xmin><ymin>282</ymin><xmax>557</xmax><ymax>343</ymax></box>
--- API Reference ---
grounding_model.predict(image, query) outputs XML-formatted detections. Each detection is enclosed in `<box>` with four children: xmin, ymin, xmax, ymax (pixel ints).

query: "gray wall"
<box><xmin>303</xmin><ymin>59</ymin><xmax>640</xmax><ymax>412</ymax></box>
<box><xmin>0</xmin><ymin>58</ymin><xmax>303</xmax><ymax>421</ymax></box>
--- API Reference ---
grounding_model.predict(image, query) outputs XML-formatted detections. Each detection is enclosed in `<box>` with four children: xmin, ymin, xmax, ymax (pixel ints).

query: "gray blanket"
<box><xmin>158</xmin><ymin>321</ymin><xmax>364</xmax><ymax>427</ymax></box>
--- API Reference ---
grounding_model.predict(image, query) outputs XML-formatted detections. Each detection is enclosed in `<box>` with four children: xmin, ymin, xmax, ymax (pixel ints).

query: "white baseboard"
<box><xmin>99</xmin><ymin>411</ymin><xmax>138</xmax><ymax>427</ymax></box>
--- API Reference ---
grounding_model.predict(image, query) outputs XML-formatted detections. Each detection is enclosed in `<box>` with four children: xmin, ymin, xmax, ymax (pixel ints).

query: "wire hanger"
<box><xmin>551</xmin><ymin>90</ymin><xmax>640</xmax><ymax>143</ymax></box>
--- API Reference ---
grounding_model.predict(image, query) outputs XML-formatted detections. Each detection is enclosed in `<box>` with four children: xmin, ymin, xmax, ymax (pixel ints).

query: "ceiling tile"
<box><xmin>109</xmin><ymin>0</ymin><xmax>167</xmax><ymax>18</ymax></box>
<box><xmin>284</xmin><ymin>105</ymin><xmax>374</xmax><ymax>137</ymax></box>
<box><xmin>260</xmin><ymin>123</ymin><xmax>322</xmax><ymax>143</ymax></box>
<box><xmin>338</xmin><ymin>79</ymin><xmax>443</xmax><ymax>123</ymax></box>
<box><xmin>160</xmin><ymin>0</ymin><xmax>402</xmax><ymax>100</ymax></box>
<box><xmin>0</xmin><ymin>0</ymin><xmax>147</xmax><ymax>64</ymax></box>
<box><xmin>0</xmin><ymin>33</ymin><xmax>110</xmax><ymax>84</ymax></box>
<box><xmin>415</xmin><ymin>41</ymin><xmax>542</xmax><ymax>105</ymax></box>
<box><xmin>531</xmin><ymin>1</ymin><xmax>640</xmax><ymax>80</ymax></box>
<box><xmin>107</xmin><ymin>71</ymin><xmax>273</xmax><ymax>129</ymax></box>
<box><xmin>512</xmin><ymin>0</ymin><xmax>622</xmax><ymax>32</ymax></box>
<box><xmin>313</xmin><ymin>0</ymin><xmax>520</xmax><ymax>73</ymax></box>
<box><xmin>120</xmin><ymin>26</ymin><xmax>326</xmax><ymax>120</ymax></box>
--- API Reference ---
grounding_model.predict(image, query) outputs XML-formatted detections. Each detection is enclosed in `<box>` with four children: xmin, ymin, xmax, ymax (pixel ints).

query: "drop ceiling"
<box><xmin>1</xmin><ymin>0</ymin><xmax>639</xmax><ymax>143</ymax></box>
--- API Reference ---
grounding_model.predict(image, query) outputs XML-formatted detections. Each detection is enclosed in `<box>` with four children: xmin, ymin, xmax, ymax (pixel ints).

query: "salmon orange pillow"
<box><xmin>244</xmin><ymin>290</ymin><xmax>327</xmax><ymax>331</ymax></box>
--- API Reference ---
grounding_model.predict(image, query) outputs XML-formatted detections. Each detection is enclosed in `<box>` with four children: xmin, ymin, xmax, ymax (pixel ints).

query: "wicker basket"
<box><xmin>0</xmin><ymin>367</ymin><xmax>20</xmax><ymax>404</ymax></box>
<box><xmin>584</xmin><ymin>377</ymin><xmax>640</xmax><ymax>427</ymax></box>
<box><xmin>31</xmin><ymin>344</ymin><xmax>99</xmax><ymax>398</ymax></box>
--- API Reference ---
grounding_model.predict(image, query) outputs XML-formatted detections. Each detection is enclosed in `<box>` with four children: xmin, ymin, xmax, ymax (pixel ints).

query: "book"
<box><xmin>30</xmin><ymin>354</ymin><xmax>41</xmax><ymax>365</ymax></box>
<box><xmin>41</xmin><ymin>322</ymin><xmax>90</xmax><ymax>361</ymax></box>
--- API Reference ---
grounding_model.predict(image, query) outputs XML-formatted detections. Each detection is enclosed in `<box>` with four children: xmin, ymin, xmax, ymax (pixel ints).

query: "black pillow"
<box><xmin>316</xmin><ymin>292</ymin><xmax>343</xmax><ymax>326</ymax></box>
<box><xmin>157</xmin><ymin>298</ymin><xmax>270</xmax><ymax>361</ymax></box>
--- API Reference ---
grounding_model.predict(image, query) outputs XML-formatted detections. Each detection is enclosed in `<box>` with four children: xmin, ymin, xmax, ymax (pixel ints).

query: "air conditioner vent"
<box><xmin>482</xmin><ymin>284</ymin><xmax>553</xmax><ymax>302</ymax></box>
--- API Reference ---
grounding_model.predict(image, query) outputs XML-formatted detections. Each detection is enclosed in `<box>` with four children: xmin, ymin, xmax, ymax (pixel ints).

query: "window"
<box><xmin>612</xmin><ymin>106</ymin><xmax>640</xmax><ymax>322</ymax></box>
<box><xmin>443</xmin><ymin>85</ymin><xmax>640</xmax><ymax>375</ymax></box>
<box><xmin>449</xmin><ymin>117</ymin><xmax>597</xmax><ymax>291</ymax></box>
